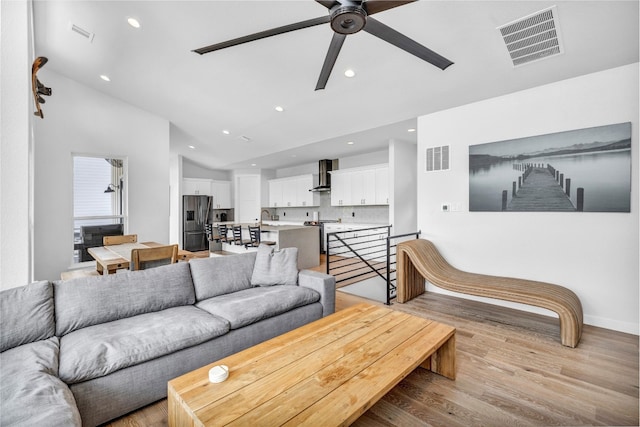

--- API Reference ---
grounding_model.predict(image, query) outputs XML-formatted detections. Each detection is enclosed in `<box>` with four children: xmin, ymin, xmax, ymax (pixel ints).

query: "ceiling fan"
<box><xmin>193</xmin><ymin>0</ymin><xmax>453</xmax><ymax>90</ymax></box>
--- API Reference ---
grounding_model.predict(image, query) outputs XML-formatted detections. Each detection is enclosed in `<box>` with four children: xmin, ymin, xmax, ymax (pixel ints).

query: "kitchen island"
<box><xmin>212</xmin><ymin>222</ymin><xmax>319</xmax><ymax>270</ymax></box>
<box><xmin>260</xmin><ymin>224</ymin><xmax>319</xmax><ymax>270</ymax></box>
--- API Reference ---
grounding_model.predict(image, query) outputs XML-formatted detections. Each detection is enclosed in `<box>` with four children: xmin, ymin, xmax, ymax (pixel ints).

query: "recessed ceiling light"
<box><xmin>275</xmin><ymin>106</ymin><xmax>284</xmax><ymax>112</ymax></box>
<box><xmin>344</xmin><ymin>69</ymin><xmax>356</xmax><ymax>78</ymax></box>
<box><xmin>222</xmin><ymin>130</ymin><xmax>230</xmax><ymax>135</ymax></box>
<box><xmin>407</xmin><ymin>128</ymin><xmax>416</xmax><ymax>132</ymax></box>
<box><xmin>127</xmin><ymin>17</ymin><xmax>141</xmax><ymax>28</ymax></box>
<box><xmin>100</xmin><ymin>75</ymin><xmax>111</xmax><ymax>82</ymax></box>
<box><xmin>188</xmin><ymin>145</ymin><xmax>195</xmax><ymax>149</ymax></box>
<box><xmin>347</xmin><ymin>141</ymin><xmax>354</xmax><ymax>145</ymax></box>
<box><xmin>251</xmin><ymin>163</ymin><xmax>257</xmax><ymax>167</ymax></box>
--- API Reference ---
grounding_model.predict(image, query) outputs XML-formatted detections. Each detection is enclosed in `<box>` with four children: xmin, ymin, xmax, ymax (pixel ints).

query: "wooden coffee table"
<box><xmin>168</xmin><ymin>303</ymin><xmax>456</xmax><ymax>426</ymax></box>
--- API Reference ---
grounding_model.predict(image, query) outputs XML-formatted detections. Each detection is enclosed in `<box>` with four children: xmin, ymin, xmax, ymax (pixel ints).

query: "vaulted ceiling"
<box><xmin>34</xmin><ymin>1</ymin><xmax>639</xmax><ymax>170</ymax></box>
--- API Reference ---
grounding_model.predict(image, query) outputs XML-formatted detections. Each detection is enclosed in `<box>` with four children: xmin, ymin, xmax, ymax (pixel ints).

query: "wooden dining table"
<box><xmin>88</xmin><ymin>241</ymin><xmax>194</xmax><ymax>275</ymax></box>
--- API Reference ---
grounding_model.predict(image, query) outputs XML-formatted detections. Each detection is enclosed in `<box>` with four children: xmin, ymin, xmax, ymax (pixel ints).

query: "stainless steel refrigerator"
<box><xmin>183</xmin><ymin>195</ymin><xmax>211</xmax><ymax>251</ymax></box>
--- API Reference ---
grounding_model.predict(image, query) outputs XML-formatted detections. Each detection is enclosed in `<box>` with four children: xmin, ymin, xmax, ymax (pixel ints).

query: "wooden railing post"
<box><xmin>565</xmin><ymin>178</ymin><xmax>571</xmax><ymax>197</ymax></box>
<box><xmin>577</xmin><ymin>188</ymin><xmax>584</xmax><ymax>211</ymax></box>
<box><xmin>502</xmin><ymin>190</ymin><xmax>508</xmax><ymax>211</ymax></box>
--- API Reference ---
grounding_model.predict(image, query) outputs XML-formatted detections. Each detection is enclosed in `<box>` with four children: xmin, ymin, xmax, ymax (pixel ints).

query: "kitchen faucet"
<box><xmin>260</xmin><ymin>209</ymin><xmax>271</xmax><ymax>226</ymax></box>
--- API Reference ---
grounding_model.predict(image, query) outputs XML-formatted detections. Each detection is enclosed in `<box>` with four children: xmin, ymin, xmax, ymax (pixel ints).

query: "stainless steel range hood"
<box><xmin>310</xmin><ymin>159</ymin><xmax>338</xmax><ymax>192</ymax></box>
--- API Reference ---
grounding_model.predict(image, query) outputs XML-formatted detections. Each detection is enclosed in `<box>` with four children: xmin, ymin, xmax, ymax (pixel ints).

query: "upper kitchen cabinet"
<box><xmin>295</xmin><ymin>174</ymin><xmax>316</xmax><ymax>207</ymax></box>
<box><xmin>375</xmin><ymin>167</ymin><xmax>389</xmax><ymax>205</ymax></box>
<box><xmin>183</xmin><ymin>178</ymin><xmax>232</xmax><ymax>208</ymax></box>
<box><xmin>268</xmin><ymin>174</ymin><xmax>319</xmax><ymax>208</ymax></box>
<box><xmin>211</xmin><ymin>180</ymin><xmax>231</xmax><ymax>209</ymax></box>
<box><xmin>330</xmin><ymin>164</ymin><xmax>389</xmax><ymax>206</ymax></box>
<box><xmin>330</xmin><ymin>171</ymin><xmax>352</xmax><ymax>206</ymax></box>
<box><xmin>183</xmin><ymin>178</ymin><xmax>211</xmax><ymax>196</ymax></box>
<box><xmin>268</xmin><ymin>179</ymin><xmax>283</xmax><ymax>208</ymax></box>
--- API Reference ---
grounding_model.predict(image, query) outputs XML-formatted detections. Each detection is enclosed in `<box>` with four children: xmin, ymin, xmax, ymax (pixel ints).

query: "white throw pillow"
<box><xmin>250</xmin><ymin>244</ymin><xmax>299</xmax><ymax>286</ymax></box>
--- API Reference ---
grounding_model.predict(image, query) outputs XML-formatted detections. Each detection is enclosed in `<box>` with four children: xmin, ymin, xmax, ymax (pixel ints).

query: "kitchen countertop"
<box><xmin>211</xmin><ymin>221</ymin><xmax>312</xmax><ymax>231</ymax></box>
<box><xmin>261</xmin><ymin>224</ymin><xmax>313</xmax><ymax>232</ymax></box>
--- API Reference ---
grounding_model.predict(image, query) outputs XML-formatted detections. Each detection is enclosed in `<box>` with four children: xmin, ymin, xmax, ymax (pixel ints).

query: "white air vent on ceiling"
<box><xmin>426</xmin><ymin>146</ymin><xmax>449</xmax><ymax>172</ymax></box>
<box><xmin>68</xmin><ymin>22</ymin><xmax>95</xmax><ymax>43</ymax></box>
<box><xmin>497</xmin><ymin>5</ymin><xmax>563</xmax><ymax>67</ymax></box>
<box><xmin>238</xmin><ymin>135</ymin><xmax>252</xmax><ymax>143</ymax></box>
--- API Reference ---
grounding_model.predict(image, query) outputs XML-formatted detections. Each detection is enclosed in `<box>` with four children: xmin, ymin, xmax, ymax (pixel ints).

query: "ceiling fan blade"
<box><xmin>363</xmin><ymin>0</ymin><xmax>416</xmax><ymax>16</ymax></box>
<box><xmin>315</xmin><ymin>33</ymin><xmax>347</xmax><ymax>91</ymax></box>
<box><xmin>316</xmin><ymin>0</ymin><xmax>341</xmax><ymax>9</ymax></box>
<box><xmin>363</xmin><ymin>17</ymin><xmax>453</xmax><ymax>70</ymax></box>
<box><xmin>193</xmin><ymin>15</ymin><xmax>331</xmax><ymax>55</ymax></box>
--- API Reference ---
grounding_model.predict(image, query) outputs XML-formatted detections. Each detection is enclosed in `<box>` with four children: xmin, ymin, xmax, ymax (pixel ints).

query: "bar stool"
<box><xmin>216</xmin><ymin>224</ymin><xmax>229</xmax><ymax>243</ymax></box>
<box><xmin>232</xmin><ymin>225</ymin><xmax>251</xmax><ymax>246</ymax></box>
<box><xmin>246</xmin><ymin>225</ymin><xmax>276</xmax><ymax>248</ymax></box>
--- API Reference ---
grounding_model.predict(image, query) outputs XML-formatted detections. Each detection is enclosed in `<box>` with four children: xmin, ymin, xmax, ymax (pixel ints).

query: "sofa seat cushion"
<box><xmin>58</xmin><ymin>306</ymin><xmax>229</xmax><ymax>384</ymax></box>
<box><xmin>196</xmin><ymin>285</ymin><xmax>320</xmax><ymax>330</ymax></box>
<box><xmin>0</xmin><ymin>337</ymin><xmax>81</xmax><ymax>426</ymax></box>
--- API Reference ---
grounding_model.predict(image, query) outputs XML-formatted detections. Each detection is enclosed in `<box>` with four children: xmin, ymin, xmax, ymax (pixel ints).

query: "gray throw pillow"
<box><xmin>250</xmin><ymin>244</ymin><xmax>298</xmax><ymax>287</ymax></box>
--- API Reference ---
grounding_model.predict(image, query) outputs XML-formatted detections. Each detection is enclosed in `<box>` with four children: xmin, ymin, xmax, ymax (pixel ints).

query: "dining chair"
<box><xmin>130</xmin><ymin>244</ymin><xmax>178</xmax><ymax>271</ymax></box>
<box><xmin>104</xmin><ymin>234</ymin><xmax>137</xmax><ymax>245</ymax></box>
<box><xmin>246</xmin><ymin>226</ymin><xmax>276</xmax><ymax>248</ymax></box>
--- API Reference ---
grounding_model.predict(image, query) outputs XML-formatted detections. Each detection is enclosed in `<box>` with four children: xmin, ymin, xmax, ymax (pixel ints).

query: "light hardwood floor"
<box><xmin>104</xmin><ymin>260</ymin><xmax>639</xmax><ymax>427</ymax></box>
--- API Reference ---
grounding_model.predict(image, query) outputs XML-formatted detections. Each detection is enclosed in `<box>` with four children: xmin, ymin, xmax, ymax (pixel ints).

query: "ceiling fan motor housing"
<box><xmin>330</xmin><ymin>2</ymin><xmax>367</xmax><ymax>34</ymax></box>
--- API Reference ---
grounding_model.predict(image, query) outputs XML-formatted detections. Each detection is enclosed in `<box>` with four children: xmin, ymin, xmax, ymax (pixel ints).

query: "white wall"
<box><xmin>390</xmin><ymin>139</ymin><xmax>417</xmax><ymax>235</ymax></box>
<box><xmin>32</xmin><ymin>69</ymin><xmax>170</xmax><ymax>281</ymax></box>
<box><xmin>169</xmin><ymin>154</ymin><xmax>182</xmax><ymax>246</ymax></box>
<box><xmin>182</xmin><ymin>158</ymin><xmax>231</xmax><ymax>181</ymax></box>
<box><xmin>417</xmin><ymin>63</ymin><xmax>639</xmax><ymax>334</ymax></box>
<box><xmin>339</xmin><ymin>150</ymin><xmax>388</xmax><ymax>169</ymax></box>
<box><xmin>0</xmin><ymin>0</ymin><xmax>33</xmax><ymax>289</ymax></box>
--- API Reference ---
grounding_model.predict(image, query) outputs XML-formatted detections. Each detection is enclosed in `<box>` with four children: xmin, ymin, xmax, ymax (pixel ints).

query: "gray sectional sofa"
<box><xmin>0</xmin><ymin>249</ymin><xmax>335</xmax><ymax>426</ymax></box>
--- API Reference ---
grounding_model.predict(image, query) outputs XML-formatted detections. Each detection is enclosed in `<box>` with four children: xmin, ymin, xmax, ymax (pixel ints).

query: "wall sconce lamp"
<box><xmin>104</xmin><ymin>184</ymin><xmax>119</xmax><ymax>193</ymax></box>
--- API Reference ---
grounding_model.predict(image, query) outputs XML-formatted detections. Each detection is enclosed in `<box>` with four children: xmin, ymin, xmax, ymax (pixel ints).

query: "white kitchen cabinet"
<box><xmin>269</xmin><ymin>179</ymin><xmax>283</xmax><ymax>208</ymax></box>
<box><xmin>281</xmin><ymin>178</ymin><xmax>297</xmax><ymax>207</ymax></box>
<box><xmin>351</xmin><ymin>169</ymin><xmax>376</xmax><ymax>205</ymax></box>
<box><xmin>330</xmin><ymin>164</ymin><xmax>389</xmax><ymax>206</ymax></box>
<box><xmin>296</xmin><ymin>175</ymin><xmax>315</xmax><ymax>207</ymax></box>
<box><xmin>211</xmin><ymin>180</ymin><xmax>231</xmax><ymax>208</ymax></box>
<box><xmin>330</xmin><ymin>171</ymin><xmax>352</xmax><ymax>206</ymax></box>
<box><xmin>268</xmin><ymin>174</ymin><xmax>319</xmax><ymax>207</ymax></box>
<box><xmin>375</xmin><ymin>166</ymin><xmax>389</xmax><ymax>205</ymax></box>
<box><xmin>183</xmin><ymin>178</ymin><xmax>211</xmax><ymax>196</ymax></box>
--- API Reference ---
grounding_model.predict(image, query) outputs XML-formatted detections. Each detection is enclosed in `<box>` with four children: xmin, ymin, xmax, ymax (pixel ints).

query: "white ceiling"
<box><xmin>33</xmin><ymin>1</ymin><xmax>639</xmax><ymax>171</ymax></box>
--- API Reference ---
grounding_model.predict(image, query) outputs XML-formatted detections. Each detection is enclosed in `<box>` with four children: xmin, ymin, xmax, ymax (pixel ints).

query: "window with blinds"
<box><xmin>73</xmin><ymin>155</ymin><xmax>126</xmax><ymax>264</ymax></box>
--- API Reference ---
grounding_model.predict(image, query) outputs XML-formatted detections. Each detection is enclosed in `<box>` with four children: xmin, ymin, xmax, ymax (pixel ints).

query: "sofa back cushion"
<box><xmin>0</xmin><ymin>281</ymin><xmax>55</xmax><ymax>352</ymax></box>
<box><xmin>189</xmin><ymin>252</ymin><xmax>257</xmax><ymax>301</ymax></box>
<box><xmin>54</xmin><ymin>262</ymin><xmax>195</xmax><ymax>336</ymax></box>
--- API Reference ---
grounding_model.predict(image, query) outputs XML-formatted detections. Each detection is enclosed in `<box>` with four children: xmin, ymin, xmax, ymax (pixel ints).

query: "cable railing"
<box><xmin>326</xmin><ymin>226</ymin><xmax>421</xmax><ymax>305</ymax></box>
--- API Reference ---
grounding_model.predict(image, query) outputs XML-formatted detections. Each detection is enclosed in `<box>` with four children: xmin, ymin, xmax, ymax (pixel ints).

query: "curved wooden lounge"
<box><xmin>397</xmin><ymin>239</ymin><xmax>583</xmax><ymax>348</ymax></box>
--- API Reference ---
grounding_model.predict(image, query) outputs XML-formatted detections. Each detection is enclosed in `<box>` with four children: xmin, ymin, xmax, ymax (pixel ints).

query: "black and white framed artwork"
<box><xmin>469</xmin><ymin>122</ymin><xmax>631</xmax><ymax>212</ymax></box>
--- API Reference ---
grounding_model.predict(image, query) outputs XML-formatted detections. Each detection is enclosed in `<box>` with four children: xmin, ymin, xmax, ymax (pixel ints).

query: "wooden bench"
<box><xmin>396</xmin><ymin>239</ymin><xmax>583</xmax><ymax>348</ymax></box>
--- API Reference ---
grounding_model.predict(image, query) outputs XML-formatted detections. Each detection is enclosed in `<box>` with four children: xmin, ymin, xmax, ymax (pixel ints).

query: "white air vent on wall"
<box><xmin>497</xmin><ymin>5</ymin><xmax>563</xmax><ymax>67</ymax></box>
<box><xmin>426</xmin><ymin>146</ymin><xmax>449</xmax><ymax>172</ymax></box>
<box><xmin>68</xmin><ymin>22</ymin><xmax>95</xmax><ymax>43</ymax></box>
